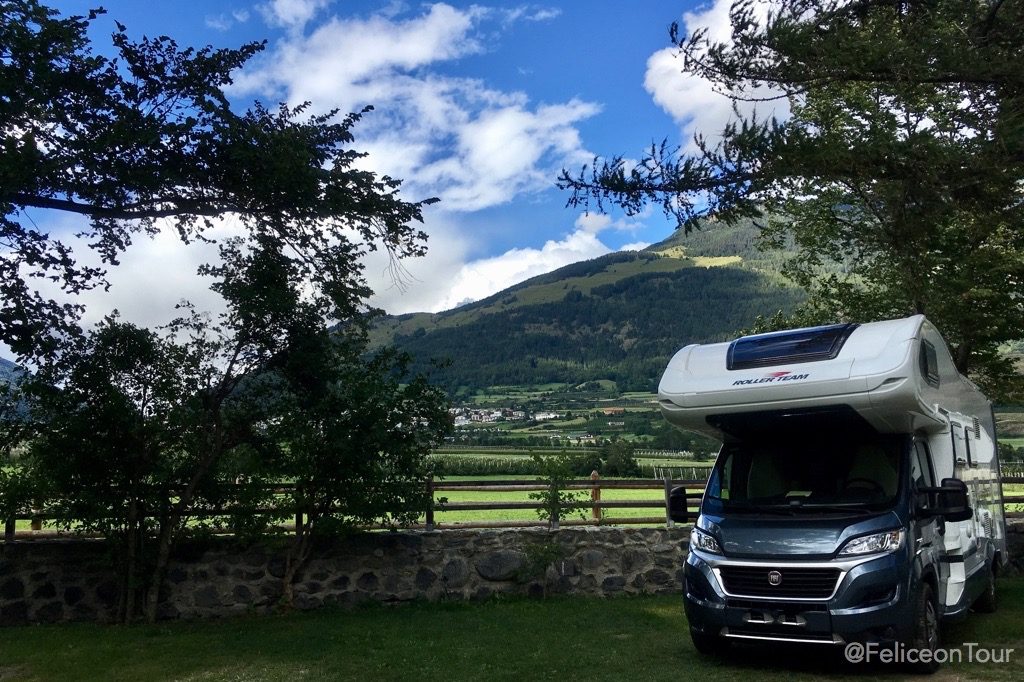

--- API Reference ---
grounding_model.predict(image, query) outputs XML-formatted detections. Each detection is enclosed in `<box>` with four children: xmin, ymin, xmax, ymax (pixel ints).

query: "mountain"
<box><xmin>0</xmin><ymin>357</ymin><xmax>28</xmax><ymax>418</ymax></box>
<box><xmin>0</xmin><ymin>358</ymin><xmax>21</xmax><ymax>383</ymax></box>
<box><xmin>371</xmin><ymin>219</ymin><xmax>804</xmax><ymax>393</ymax></box>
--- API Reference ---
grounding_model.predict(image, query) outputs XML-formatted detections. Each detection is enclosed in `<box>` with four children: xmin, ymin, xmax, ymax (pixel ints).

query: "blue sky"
<box><xmin>38</xmin><ymin>0</ymin><xmax>775</xmax><ymax>326</ymax></box>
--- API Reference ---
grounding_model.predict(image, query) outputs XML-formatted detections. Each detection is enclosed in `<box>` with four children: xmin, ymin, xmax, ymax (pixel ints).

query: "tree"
<box><xmin>267</xmin><ymin>343</ymin><xmax>450</xmax><ymax>607</ymax></box>
<box><xmin>600</xmin><ymin>440</ymin><xmax>641</xmax><ymax>477</ymax></box>
<box><xmin>560</xmin><ymin>0</ymin><xmax>1024</xmax><ymax>397</ymax></box>
<box><xmin>0</xmin><ymin>1</ymin><xmax>447</xmax><ymax>623</ymax></box>
<box><xmin>528</xmin><ymin>453</ymin><xmax>587</xmax><ymax>529</ymax></box>
<box><xmin>8</xmin><ymin>316</ymin><xmax>274</xmax><ymax>622</ymax></box>
<box><xmin>1</xmin><ymin>0</ymin><xmax>434</xmax><ymax>362</ymax></box>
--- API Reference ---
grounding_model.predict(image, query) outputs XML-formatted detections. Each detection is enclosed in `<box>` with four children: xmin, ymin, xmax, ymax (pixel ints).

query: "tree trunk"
<box><xmin>143</xmin><ymin>512</ymin><xmax>177</xmax><ymax>624</ymax></box>
<box><xmin>122</xmin><ymin>500</ymin><xmax>139</xmax><ymax>624</ymax></box>
<box><xmin>143</xmin><ymin>438</ymin><xmax>226</xmax><ymax>623</ymax></box>
<box><xmin>281</xmin><ymin>512</ymin><xmax>316</xmax><ymax>609</ymax></box>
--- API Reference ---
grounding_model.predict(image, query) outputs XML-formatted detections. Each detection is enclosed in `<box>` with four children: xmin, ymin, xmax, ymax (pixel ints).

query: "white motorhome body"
<box><xmin>660</xmin><ymin>315</ymin><xmax>1006</xmax><ymax>635</ymax></box>
<box><xmin>660</xmin><ymin>316</ymin><xmax>993</xmax><ymax>443</ymax></box>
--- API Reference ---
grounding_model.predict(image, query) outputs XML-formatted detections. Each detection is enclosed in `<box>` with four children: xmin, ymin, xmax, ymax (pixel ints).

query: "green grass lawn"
<box><xmin>2</xmin><ymin>579</ymin><xmax>1022</xmax><ymax>681</ymax></box>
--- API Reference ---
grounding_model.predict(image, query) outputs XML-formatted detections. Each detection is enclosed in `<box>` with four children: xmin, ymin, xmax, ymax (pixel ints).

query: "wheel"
<box><xmin>690</xmin><ymin>630</ymin><xmax>730</xmax><ymax>657</ymax></box>
<box><xmin>904</xmin><ymin>582</ymin><xmax>940</xmax><ymax>674</ymax></box>
<box><xmin>973</xmin><ymin>565</ymin><xmax>997</xmax><ymax>613</ymax></box>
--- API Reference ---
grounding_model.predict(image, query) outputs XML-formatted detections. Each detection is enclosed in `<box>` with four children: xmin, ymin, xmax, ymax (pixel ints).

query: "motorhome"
<box><xmin>659</xmin><ymin>315</ymin><xmax>1006</xmax><ymax>670</ymax></box>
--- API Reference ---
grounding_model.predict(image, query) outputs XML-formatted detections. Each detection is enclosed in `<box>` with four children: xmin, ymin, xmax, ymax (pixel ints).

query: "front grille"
<box><xmin>719</xmin><ymin>566</ymin><xmax>840</xmax><ymax>599</ymax></box>
<box><xmin>726</xmin><ymin>598</ymin><xmax>827</xmax><ymax>612</ymax></box>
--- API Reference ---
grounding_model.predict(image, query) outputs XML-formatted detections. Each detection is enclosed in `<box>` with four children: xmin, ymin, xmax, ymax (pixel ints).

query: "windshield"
<box><xmin>705</xmin><ymin>434</ymin><xmax>906</xmax><ymax>513</ymax></box>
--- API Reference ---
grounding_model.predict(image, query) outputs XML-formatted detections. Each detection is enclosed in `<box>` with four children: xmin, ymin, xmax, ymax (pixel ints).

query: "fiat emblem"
<box><xmin>768</xmin><ymin>570</ymin><xmax>783</xmax><ymax>586</ymax></box>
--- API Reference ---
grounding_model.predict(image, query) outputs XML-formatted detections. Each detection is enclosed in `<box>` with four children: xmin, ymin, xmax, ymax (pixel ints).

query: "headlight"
<box><xmin>690</xmin><ymin>527</ymin><xmax>723</xmax><ymax>555</ymax></box>
<box><xmin>837</xmin><ymin>529</ymin><xmax>905</xmax><ymax>557</ymax></box>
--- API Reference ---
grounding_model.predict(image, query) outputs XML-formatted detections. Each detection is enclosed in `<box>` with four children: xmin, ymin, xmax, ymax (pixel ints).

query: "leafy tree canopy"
<box><xmin>1</xmin><ymin>0</ymin><xmax>435</xmax><ymax>360</ymax></box>
<box><xmin>560</xmin><ymin>0</ymin><xmax>1024</xmax><ymax>398</ymax></box>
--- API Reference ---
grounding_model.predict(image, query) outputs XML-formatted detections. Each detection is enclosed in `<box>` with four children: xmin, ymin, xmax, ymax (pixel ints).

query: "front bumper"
<box><xmin>684</xmin><ymin>548</ymin><xmax>915</xmax><ymax>645</ymax></box>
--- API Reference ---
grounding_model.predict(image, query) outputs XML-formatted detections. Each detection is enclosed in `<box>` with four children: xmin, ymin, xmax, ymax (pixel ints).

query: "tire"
<box><xmin>904</xmin><ymin>582</ymin><xmax>940</xmax><ymax>674</ymax></box>
<box><xmin>973</xmin><ymin>565</ymin><xmax>998</xmax><ymax>614</ymax></box>
<box><xmin>690</xmin><ymin>630</ymin><xmax>730</xmax><ymax>657</ymax></box>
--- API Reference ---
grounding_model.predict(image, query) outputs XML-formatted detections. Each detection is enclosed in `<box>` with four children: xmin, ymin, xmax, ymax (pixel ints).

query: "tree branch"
<box><xmin>12</xmin><ymin>193</ymin><xmax>243</xmax><ymax>220</ymax></box>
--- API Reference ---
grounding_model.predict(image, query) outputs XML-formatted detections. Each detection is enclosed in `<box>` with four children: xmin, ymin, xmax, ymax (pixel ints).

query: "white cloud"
<box><xmin>501</xmin><ymin>6</ymin><xmax>562</xmax><ymax>24</ymax></box>
<box><xmin>425</xmin><ymin>230</ymin><xmax>611</xmax><ymax>312</ymax></box>
<box><xmin>427</xmin><ymin>98</ymin><xmax>599</xmax><ymax>211</ymax></box>
<box><xmin>573</xmin><ymin>211</ymin><xmax>645</xmax><ymax>235</ymax></box>
<box><xmin>644</xmin><ymin>0</ymin><xmax>788</xmax><ymax>151</ymax></box>
<box><xmin>19</xmin><ymin>216</ymin><xmax>245</xmax><ymax>337</ymax></box>
<box><xmin>259</xmin><ymin>0</ymin><xmax>331</xmax><ymax>30</ymax></box>
<box><xmin>205</xmin><ymin>9</ymin><xmax>251</xmax><ymax>31</ymax></box>
<box><xmin>362</xmin><ymin>218</ymin><xmax>473</xmax><ymax>315</ymax></box>
<box><xmin>205</xmin><ymin>14</ymin><xmax>233</xmax><ymax>31</ymax></box>
<box><xmin>619</xmin><ymin>241</ymin><xmax>651</xmax><ymax>251</ymax></box>
<box><xmin>575</xmin><ymin>213</ymin><xmax>612</xmax><ymax>234</ymax></box>
<box><xmin>234</xmin><ymin>4</ymin><xmax>485</xmax><ymax>106</ymax></box>
<box><xmin>232</xmin><ymin>3</ymin><xmax>598</xmax><ymax>212</ymax></box>
<box><xmin>365</xmin><ymin>207</ymin><xmax>654</xmax><ymax>314</ymax></box>
<box><xmin>526</xmin><ymin>8</ymin><xmax>561</xmax><ymax>22</ymax></box>
<box><xmin>361</xmin><ymin>211</ymin><xmax>617</xmax><ymax>315</ymax></box>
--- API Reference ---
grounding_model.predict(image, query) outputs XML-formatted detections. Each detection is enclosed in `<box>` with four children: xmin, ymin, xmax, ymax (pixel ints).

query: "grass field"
<box><xmin>1</xmin><ymin>579</ymin><xmax>1022</xmax><ymax>681</ymax></box>
<box><xmin>431</xmin><ymin>484</ymin><xmax>678</xmax><ymax>524</ymax></box>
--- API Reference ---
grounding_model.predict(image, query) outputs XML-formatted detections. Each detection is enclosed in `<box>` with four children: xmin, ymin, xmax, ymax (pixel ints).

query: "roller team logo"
<box><xmin>732</xmin><ymin>370</ymin><xmax>810</xmax><ymax>386</ymax></box>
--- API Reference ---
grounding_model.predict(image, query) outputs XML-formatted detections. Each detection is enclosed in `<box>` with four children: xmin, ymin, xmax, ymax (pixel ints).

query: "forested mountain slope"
<box><xmin>372</xmin><ymin>219</ymin><xmax>802</xmax><ymax>393</ymax></box>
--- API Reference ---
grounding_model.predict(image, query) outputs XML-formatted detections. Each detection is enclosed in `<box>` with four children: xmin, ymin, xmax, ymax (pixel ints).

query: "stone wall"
<box><xmin>5</xmin><ymin>523</ymin><xmax>1021</xmax><ymax>626</ymax></box>
<box><xmin>0</xmin><ymin>527</ymin><xmax>689</xmax><ymax>625</ymax></box>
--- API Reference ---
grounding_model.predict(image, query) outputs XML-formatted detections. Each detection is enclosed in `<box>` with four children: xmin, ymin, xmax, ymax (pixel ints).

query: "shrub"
<box><xmin>600</xmin><ymin>441</ymin><xmax>641</xmax><ymax>477</ymax></box>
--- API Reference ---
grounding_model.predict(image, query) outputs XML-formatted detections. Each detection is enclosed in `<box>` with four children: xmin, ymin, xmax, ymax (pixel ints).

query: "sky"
<box><xmin>25</xmin><ymin>0</ymin><xmax>784</xmax><ymax>335</ymax></box>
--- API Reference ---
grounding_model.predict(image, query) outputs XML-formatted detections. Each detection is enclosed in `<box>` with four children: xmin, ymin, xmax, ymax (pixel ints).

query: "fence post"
<box><xmin>425</xmin><ymin>473</ymin><xmax>435</xmax><ymax>531</ymax></box>
<box><xmin>4</xmin><ymin>517</ymin><xmax>14</xmax><ymax>543</ymax></box>
<box><xmin>590</xmin><ymin>470</ymin><xmax>601</xmax><ymax>522</ymax></box>
<box><xmin>30</xmin><ymin>505</ymin><xmax>41</xmax><ymax>532</ymax></box>
<box><xmin>663</xmin><ymin>474</ymin><xmax>674</xmax><ymax>528</ymax></box>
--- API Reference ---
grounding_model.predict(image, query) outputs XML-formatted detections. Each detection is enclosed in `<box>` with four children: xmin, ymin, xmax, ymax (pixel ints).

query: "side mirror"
<box><xmin>919</xmin><ymin>478</ymin><xmax>972</xmax><ymax>522</ymax></box>
<box><xmin>668</xmin><ymin>486</ymin><xmax>690</xmax><ymax>523</ymax></box>
<box><xmin>936</xmin><ymin>477</ymin><xmax>972</xmax><ymax>522</ymax></box>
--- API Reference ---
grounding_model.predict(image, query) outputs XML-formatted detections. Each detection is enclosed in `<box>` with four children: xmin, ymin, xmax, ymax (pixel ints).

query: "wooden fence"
<box><xmin>6</xmin><ymin>475</ymin><xmax>1024</xmax><ymax>540</ymax></box>
<box><xmin>421</xmin><ymin>472</ymin><xmax>703</xmax><ymax>530</ymax></box>
<box><xmin>421</xmin><ymin>474</ymin><xmax>1024</xmax><ymax>530</ymax></box>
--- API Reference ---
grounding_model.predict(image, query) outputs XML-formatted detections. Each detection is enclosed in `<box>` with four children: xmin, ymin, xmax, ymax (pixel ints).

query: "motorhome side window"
<box><xmin>919</xmin><ymin>340</ymin><xmax>940</xmax><ymax>387</ymax></box>
<box><xmin>912</xmin><ymin>441</ymin><xmax>936</xmax><ymax>507</ymax></box>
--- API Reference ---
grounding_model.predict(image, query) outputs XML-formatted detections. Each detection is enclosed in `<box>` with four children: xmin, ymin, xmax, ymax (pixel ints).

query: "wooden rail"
<box><xmin>6</xmin><ymin>475</ymin><xmax>1024</xmax><ymax>540</ymax></box>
